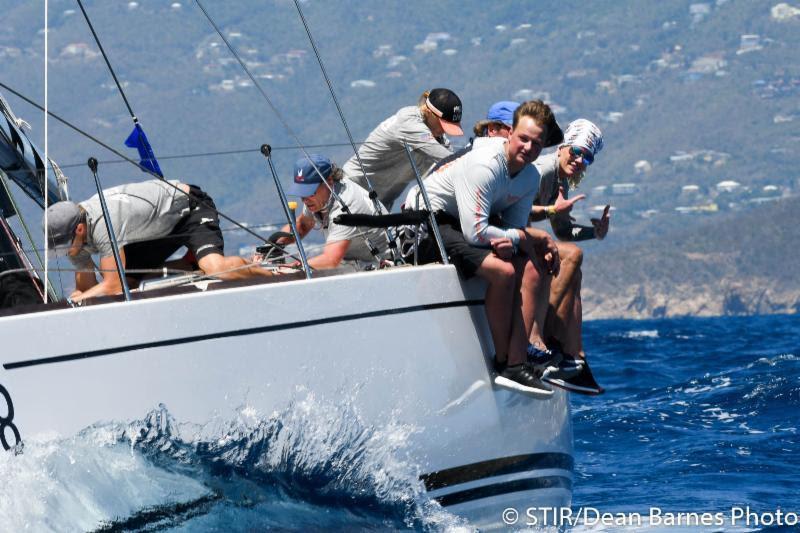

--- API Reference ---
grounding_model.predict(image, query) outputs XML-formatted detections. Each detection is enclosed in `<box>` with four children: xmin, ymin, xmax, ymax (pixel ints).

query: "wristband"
<box><xmin>546</xmin><ymin>205</ymin><xmax>557</xmax><ymax>217</ymax></box>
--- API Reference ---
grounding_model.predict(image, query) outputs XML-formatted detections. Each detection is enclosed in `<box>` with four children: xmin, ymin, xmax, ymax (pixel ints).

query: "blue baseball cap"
<box><xmin>287</xmin><ymin>154</ymin><xmax>333</xmax><ymax>197</ymax></box>
<box><xmin>486</xmin><ymin>101</ymin><xmax>520</xmax><ymax>127</ymax></box>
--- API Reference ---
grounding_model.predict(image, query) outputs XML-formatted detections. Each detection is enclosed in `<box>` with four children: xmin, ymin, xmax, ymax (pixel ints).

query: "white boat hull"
<box><xmin>0</xmin><ymin>264</ymin><xmax>572</xmax><ymax>527</ymax></box>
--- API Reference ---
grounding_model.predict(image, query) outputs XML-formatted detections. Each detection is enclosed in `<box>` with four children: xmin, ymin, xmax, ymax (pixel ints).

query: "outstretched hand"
<box><xmin>554</xmin><ymin>186</ymin><xmax>586</xmax><ymax>215</ymax></box>
<box><xmin>591</xmin><ymin>205</ymin><xmax>611</xmax><ymax>240</ymax></box>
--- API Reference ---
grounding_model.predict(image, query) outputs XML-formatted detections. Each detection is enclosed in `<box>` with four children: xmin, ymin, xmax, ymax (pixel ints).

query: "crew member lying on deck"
<box><xmin>45</xmin><ymin>179</ymin><xmax>273</xmax><ymax>303</ymax></box>
<box><xmin>265</xmin><ymin>154</ymin><xmax>390</xmax><ymax>271</ymax></box>
<box><xmin>403</xmin><ymin>100</ymin><xmax>561</xmax><ymax>396</ymax></box>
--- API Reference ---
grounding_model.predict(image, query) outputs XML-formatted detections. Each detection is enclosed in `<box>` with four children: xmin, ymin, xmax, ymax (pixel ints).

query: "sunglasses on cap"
<box><xmin>569</xmin><ymin>145</ymin><xmax>594</xmax><ymax>166</ymax></box>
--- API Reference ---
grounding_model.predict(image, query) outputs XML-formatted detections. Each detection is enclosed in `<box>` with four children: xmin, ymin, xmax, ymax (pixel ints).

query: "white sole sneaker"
<box><xmin>493</xmin><ymin>375</ymin><xmax>554</xmax><ymax>398</ymax></box>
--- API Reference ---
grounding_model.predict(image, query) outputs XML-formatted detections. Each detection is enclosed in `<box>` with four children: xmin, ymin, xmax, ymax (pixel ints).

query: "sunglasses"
<box><xmin>569</xmin><ymin>145</ymin><xmax>594</xmax><ymax>166</ymax></box>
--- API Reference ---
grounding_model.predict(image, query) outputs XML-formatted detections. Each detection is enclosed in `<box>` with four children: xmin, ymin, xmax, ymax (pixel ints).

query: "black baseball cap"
<box><xmin>426</xmin><ymin>88</ymin><xmax>464</xmax><ymax>136</ymax></box>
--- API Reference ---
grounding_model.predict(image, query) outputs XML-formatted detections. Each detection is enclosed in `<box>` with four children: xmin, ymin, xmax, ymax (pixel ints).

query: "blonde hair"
<box><xmin>473</xmin><ymin>119</ymin><xmax>492</xmax><ymax>137</ymax></box>
<box><xmin>417</xmin><ymin>90</ymin><xmax>431</xmax><ymax>107</ymax></box>
<box><xmin>330</xmin><ymin>165</ymin><xmax>344</xmax><ymax>182</ymax></box>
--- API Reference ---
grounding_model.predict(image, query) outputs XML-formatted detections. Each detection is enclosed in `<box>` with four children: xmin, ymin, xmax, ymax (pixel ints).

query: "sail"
<box><xmin>0</xmin><ymin>90</ymin><xmax>66</xmax><ymax>217</ymax></box>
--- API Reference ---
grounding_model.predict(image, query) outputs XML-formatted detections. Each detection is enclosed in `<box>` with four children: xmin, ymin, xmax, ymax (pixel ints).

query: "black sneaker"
<box><xmin>528</xmin><ymin>344</ymin><xmax>582</xmax><ymax>380</ymax></box>
<box><xmin>494</xmin><ymin>364</ymin><xmax>553</xmax><ymax>398</ymax></box>
<box><xmin>543</xmin><ymin>359</ymin><xmax>605</xmax><ymax>395</ymax></box>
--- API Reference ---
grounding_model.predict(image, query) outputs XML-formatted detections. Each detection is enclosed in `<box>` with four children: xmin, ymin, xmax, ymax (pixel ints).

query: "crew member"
<box><xmin>342</xmin><ymin>88</ymin><xmax>464</xmax><ymax>209</ymax></box>
<box><xmin>45</xmin><ymin>179</ymin><xmax>272</xmax><ymax>302</ymax></box>
<box><xmin>529</xmin><ymin>119</ymin><xmax>608</xmax><ymax>394</ymax></box>
<box><xmin>271</xmin><ymin>154</ymin><xmax>390</xmax><ymax>271</ymax></box>
<box><xmin>404</xmin><ymin>100</ymin><xmax>561</xmax><ymax>396</ymax></box>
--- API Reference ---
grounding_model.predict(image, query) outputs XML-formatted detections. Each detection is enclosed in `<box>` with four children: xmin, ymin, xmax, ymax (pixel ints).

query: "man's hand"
<box><xmin>537</xmin><ymin>235</ymin><xmax>560</xmax><ymax>276</ymax></box>
<box><xmin>521</xmin><ymin>228</ymin><xmax>560</xmax><ymax>276</ymax></box>
<box><xmin>591</xmin><ymin>204</ymin><xmax>611</xmax><ymax>240</ymax></box>
<box><xmin>554</xmin><ymin>186</ymin><xmax>586</xmax><ymax>215</ymax></box>
<box><xmin>490</xmin><ymin>237</ymin><xmax>514</xmax><ymax>260</ymax></box>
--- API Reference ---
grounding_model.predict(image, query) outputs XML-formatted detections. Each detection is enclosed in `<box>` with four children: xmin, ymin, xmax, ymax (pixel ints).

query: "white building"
<box><xmin>612</xmin><ymin>183</ymin><xmax>638</xmax><ymax>195</ymax></box>
<box><xmin>634</xmin><ymin>160</ymin><xmax>652</xmax><ymax>174</ymax></box>
<box><xmin>716</xmin><ymin>180</ymin><xmax>741</xmax><ymax>193</ymax></box>
<box><xmin>771</xmin><ymin>3</ymin><xmax>800</xmax><ymax>21</ymax></box>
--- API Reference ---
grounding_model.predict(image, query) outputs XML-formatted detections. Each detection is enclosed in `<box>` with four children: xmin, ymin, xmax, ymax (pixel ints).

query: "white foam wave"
<box><xmin>0</xmin><ymin>433</ymin><xmax>208</xmax><ymax>532</ymax></box>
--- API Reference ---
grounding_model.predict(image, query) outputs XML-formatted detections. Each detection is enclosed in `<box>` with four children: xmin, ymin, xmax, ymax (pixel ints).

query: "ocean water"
<box><xmin>1</xmin><ymin>314</ymin><xmax>798</xmax><ymax>531</ymax></box>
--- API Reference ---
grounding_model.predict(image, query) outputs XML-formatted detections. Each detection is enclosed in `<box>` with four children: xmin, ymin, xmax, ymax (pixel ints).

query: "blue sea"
<box><xmin>1</xmin><ymin>314</ymin><xmax>798</xmax><ymax>531</ymax></box>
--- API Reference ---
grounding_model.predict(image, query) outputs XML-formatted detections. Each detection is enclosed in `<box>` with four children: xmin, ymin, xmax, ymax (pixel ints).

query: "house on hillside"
<box><xmin>771</xmin><ymin>3</ymin><xmax>800</xmax><ymax>21</ymax></box>
<box><xmin>737</xmin><ymin>35</ymin><xmax>763</xmax><ymax>55</ymax></box>
<box><xmin>716</xmin><ymin>180</ymin><xmax>742</xmax><ymax>193</ymax></box>
<box><xmin>612</xmin><ymin>183</ymin><xmax>638</xmax><ymax>195</ymax></box>
<box><xmin>634</xmin><ymin>160</ymin><xmax>652</xmax><ymax>174</ymax></box>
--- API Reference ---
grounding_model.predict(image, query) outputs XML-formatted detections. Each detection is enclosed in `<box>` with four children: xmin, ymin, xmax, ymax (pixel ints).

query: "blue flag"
<box><xmin>124</xmin><ymin>123</ymin><xmax>163</xmax><ymax>177</ymax></box>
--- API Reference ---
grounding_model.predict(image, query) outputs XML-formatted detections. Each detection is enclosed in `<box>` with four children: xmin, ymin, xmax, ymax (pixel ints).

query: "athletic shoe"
<box><xmin>528</xmin><ymin>344</ymin><xmax>582</xmax><ymax>379</ymax></box>
<box><xmin>494</xmin><ymin>364</ymin><xmax>554</xmax><ymax>398</ymax></box>
<box><xmin>543</xmin><ymin>359</ymin><xmax>605</xmax><ymax>395</ymax></box>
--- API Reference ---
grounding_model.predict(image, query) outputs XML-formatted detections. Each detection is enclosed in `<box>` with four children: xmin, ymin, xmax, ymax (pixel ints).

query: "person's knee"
<box><xmin>481</xmin><ymin>260</ymin><xmax>516</xmax><ymax>286</ymax></box>
<box><xmin>559</xmin><ymin>243</ymin><xmax>583</xmax><ymax>268</ymax></box>
<box><xmin>521</xmin><ymin>258</ymin><xmax>543</xmax><ymax>288</ymax></box>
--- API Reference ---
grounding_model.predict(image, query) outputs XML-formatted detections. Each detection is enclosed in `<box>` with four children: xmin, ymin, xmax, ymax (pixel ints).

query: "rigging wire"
<box><xmin>75</xmin><ymin>0</ymin><xmax>137</xmax><ymax>121</ymax></box>
<box><xmin>193</xmin><ymin>0</ymin><xmax>385</xmax><ymax>261</ymax></box>
<box><xmin>56</xmin><ymin>142</ymin><xmax>361</xmax><ymax>170</ymax></box>
<box><xmin>0</xmin><ymin>81</ymin><xmax>304</xmax><ymax>263</ymax></box>
<box><xmin>0</xmin><ymin>170</ymin><xmax>58</xmax><ymax>301</ymax></box>
<box><xmin>291</xmin><ymin>0</ymin><xmax>400</xmax><ymax>262</ymax></box>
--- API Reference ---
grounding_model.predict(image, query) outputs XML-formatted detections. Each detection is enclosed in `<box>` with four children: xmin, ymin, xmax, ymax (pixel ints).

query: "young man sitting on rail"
<box><xmin>264</xmin><ymin>154</ymin><xmax>390</xmax><ymax>271</ymax></box>
<box><xmin>45</xmin><ymin>179</ymin><xmax>273</xmax><ymax>303</ymax></box>
<box><xmin>403</xmin><ymin>100</ymin><xmax>561</xmax><ymax>396</ymax></box>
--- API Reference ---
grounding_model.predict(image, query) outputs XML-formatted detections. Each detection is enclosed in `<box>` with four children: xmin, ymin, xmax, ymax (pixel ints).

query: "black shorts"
<box><xmin>124</xmin><ymin>185</ymin><xmax>224</xmax><ymax>280</ymax></box>
<box><xmin>414</xmin><ymin>212</ymin><xmax>491</xmax><ymax>279</ymax></box>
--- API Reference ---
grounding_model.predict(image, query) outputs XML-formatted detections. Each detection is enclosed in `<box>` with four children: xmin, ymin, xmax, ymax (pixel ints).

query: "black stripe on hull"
<box><xmin>434</xmin><ymin>475</ymin><xmax>572</xmax><ymax>507</ymax></box>
<box><xmin>4</xmin><ymin>299</ymin><xmax>483</xmax><ymax>370</ymax></box>
<box><xmin>421</xmin><ymin>452</ymin><xmax>573</xmax><ymax>491</ymax></box>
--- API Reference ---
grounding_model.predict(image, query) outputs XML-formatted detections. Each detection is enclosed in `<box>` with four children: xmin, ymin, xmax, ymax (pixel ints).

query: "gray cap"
<box><xmin>44</xmin><ymin>201</ymin><xmax>82</xmax><ymax>249</ymax></box>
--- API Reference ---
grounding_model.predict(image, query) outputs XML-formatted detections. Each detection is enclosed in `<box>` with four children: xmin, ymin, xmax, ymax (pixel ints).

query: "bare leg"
<box><xmin>509</xmin><ymin>255</ymin><xmax>544</xmax><ymax>365</ymax></box>
<box><xmin>198</xmin><ymin>253</ymin><xmax>274</xmax><ymax>280</ymax></box>
<box><xmin>476</xmin><ymin>255</ymin><xmax>516</xmax><ymax>364</ymax></box>
<box><xmin>542</xmin><ymin>243</ymin><xmax>584</xmax><ymax>356</ymax></box>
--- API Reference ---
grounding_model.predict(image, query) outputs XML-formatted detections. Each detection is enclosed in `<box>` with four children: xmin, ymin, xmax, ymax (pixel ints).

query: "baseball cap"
<box><xmin>486</xmin><ymin>101</ymin><xmax>519</xmax><ymax>127</ymax></box>
<box><xmin>426</xmin><ymin>88</ymin><xmax>464</xmax><ymax>136</ymax></box>
<box><xmin>287</xmin><ymin>154</ymin><xmax>333</xmax><ymax>197</ymax></box>
<box><xmin>44</xmin><ymin>201</ymin><xmax>82</xmax><ymax>252</ymax></box>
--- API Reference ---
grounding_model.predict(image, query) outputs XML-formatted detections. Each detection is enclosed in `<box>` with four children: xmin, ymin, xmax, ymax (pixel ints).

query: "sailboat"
<box><xmin>0</xmin><ymin>3</ymin><xmax>574</xmax><ymax>528</ymax></box>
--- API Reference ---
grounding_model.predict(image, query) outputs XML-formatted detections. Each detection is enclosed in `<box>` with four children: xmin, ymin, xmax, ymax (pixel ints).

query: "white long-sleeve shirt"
<box><xmin>405</xmin><ymin>137</ymin><xmax>540</xmax><ymax>247</ymax></box>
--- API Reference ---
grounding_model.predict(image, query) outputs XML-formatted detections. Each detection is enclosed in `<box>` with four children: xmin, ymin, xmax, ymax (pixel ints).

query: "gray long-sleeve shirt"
<box><xmin>342</xmin><ymin>106</ymin><xmax>453</xmax><ymax>209</ymax></box>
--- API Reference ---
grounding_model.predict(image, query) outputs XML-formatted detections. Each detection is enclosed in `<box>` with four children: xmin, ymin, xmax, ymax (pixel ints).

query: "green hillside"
<box><xmin>1</xmin><ymin>0</ymin><xmax>798</xmax><ymax>314</ymax></box>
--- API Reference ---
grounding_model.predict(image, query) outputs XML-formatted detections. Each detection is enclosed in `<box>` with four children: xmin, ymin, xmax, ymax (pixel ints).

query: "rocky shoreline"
<box><xmin>583</xmin><ymin>281</ymin><xmax>799</xmax><ymax>319</ymax></box>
